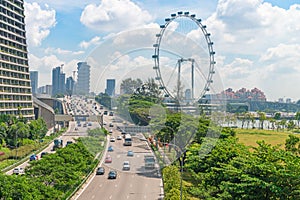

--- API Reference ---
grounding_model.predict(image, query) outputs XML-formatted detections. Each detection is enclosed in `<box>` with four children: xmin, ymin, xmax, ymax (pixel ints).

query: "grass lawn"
<box><xmin>236</xmin><ymin>128</ymin><xmax>300</xmax><ymax>149</ymax></box>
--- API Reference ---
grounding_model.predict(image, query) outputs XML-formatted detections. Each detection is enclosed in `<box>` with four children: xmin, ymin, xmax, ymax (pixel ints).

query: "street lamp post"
<box><xmin>152</xmin><ymin>125</ymin><xmax>183</xmax><ymax>199</ymax></box>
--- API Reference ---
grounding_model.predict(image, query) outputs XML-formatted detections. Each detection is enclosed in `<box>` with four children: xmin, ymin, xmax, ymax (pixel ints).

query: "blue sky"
<box><xmin>24</xmin><ymin>0</ymin><xmax>300</xmax><ymax>101</ymax></box>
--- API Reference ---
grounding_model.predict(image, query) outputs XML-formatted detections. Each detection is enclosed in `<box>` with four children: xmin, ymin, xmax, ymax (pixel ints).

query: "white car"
<box><xmin>13</xmin><ymin>167</ymin><xmax>24</xmax><ymax>175</ymax></box>
<box><xmin>117</xmin><ymin>135</ymin><xmax>122</xmax><ymax>140</ymax></box>
<box><xmin>123</xmin><ymin>161</ymin><xmax>130</xmax><ymax>170</ymax></box>
<box><xmin>110</xmin><ymin>136</ymin><xmax>116</xmax><ymax>142</ymax></box>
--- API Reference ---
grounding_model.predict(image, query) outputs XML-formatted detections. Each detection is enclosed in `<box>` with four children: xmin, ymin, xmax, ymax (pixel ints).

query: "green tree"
<box><xmin>274</xmin><ymin>112</ymin><xmax>281</xmax><ymax>120</ymax></box>
<box><xmin>95</xmin><ymin>92</ymin><xmax>112</xmax><ymax>109</ymax></box>
<box><xmin>29</xmin><ymin>118</ymin><xmax>48</xmax><ymax>140</ymax></box>
<box><xmin>0</xmin><ymin>122</ymin><xmax>7</xmax><ymax>146</ymax></box>
<box><xmin>285</xmin><ymin>134</ymin><xmax>300</xmax><ymax>154</ymax></box>
<box><xmin>295</xmin><ymin>111</ymin><xmax>300</xmax><ymax>128</ymax></box>
<box><xmin>287</xmin><ymin>120</ymin><xmax>296</xmax><ymax>131</ymax></box>
<box><xmin>257</xmin><ymin>111</ymin><xmax>266</xmax><ymax>129</ymax></box>
<box><xmin>120</xmin><ymin>78</ymin><xmax>142</xmax><ymax>94</ymax></box>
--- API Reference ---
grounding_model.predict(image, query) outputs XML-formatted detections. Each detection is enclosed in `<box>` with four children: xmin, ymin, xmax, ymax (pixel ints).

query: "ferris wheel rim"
<box><xmin>152</xmin><ymin>11</ymin><xmax>216</xmax><ymax>101</ymax></box>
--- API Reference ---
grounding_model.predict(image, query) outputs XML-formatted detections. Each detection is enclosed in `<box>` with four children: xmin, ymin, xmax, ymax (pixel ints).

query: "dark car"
<box><xmin>29</xmin><ymin>154</ymin><xmax>37</xmax><ymax>161</ymax></box>
<box><xmin>96</xmin><ymin>167</ymin><xmax>105</xmax><ymax>175</ymax></box>
<box><xmin>108</xmin><ymin>170</ymin><xmax>117</xmax><ymax>179</ymax></box>
<box><xmin>41</xmin><ymin>152</ymin><xmax>48</xmax><ymax>158</ymax></box>
<box><xmin>108</xmin><ymin>146</ymin><xmax>114</xmax><ymax>152</ymax></box>
<box><xmin>66</xmin><ymin>141</ymin><xmax>73</xmax><ymax>146</ymax></box>
<box><xmin>127</xmin><ymin>150</ymin><xmax>134</xmax><ymax>157</ymax></box>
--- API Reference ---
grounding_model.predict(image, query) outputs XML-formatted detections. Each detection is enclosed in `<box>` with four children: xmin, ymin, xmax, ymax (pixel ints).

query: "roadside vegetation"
<box><xmin>0</xmin><ymin>114</ymin><xmax>58</xmax><ymax>170</ymax></box>
<box><xmin>106</xmin><ymin>78</ymin><xmax>300</xmax><ymax>199</ymax></box>
<box><xmin>0</xmin><ymin>140</ymin><xmax>98</xmax><ymax>199</ymax></box>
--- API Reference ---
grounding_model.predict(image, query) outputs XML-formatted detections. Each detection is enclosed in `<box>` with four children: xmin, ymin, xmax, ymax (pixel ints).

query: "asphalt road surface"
<box><xmin>75</xmin><ymin>115</ymin><xmax>163</xmax><ymax>200</ymax></box>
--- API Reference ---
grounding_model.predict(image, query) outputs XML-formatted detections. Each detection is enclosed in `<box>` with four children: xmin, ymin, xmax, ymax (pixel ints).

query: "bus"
<box><xmin>124</xmin><ymin>134</ymin><xmax>132</xmax><ymax>146</ymax></box>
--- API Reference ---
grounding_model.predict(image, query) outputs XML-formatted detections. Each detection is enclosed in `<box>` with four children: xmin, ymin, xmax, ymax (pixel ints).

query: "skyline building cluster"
<box><xmin>219</xmin><ymin>87</ymin><xmax>267</xmax><ymax>102</ymax></box>
<box><xmin>0</xmin><ymin>0</ymin><xmax>34</xmax><ymax>119</ymax></box>
<box><xmin>31</xmin><ymin>62</ymin><xmax>90</xmax><ymax>97</ymax></box>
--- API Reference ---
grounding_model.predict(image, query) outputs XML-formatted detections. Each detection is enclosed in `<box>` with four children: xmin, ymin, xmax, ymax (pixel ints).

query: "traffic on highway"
<box><xmin>5</xmin><ymin>95</ymin><xmax>163</xmax><ymax>199</ymax></box>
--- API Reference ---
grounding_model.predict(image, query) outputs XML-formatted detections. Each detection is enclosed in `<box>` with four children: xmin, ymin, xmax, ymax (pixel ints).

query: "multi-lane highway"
<box><xmin>75</xmin><ymin>110</ymin><xmax>163</xmax><ymax>200</ymax></box>
<box><xmin>6</xmin><ymin>96</ymin><xmax>99</xmax><ymax>175</ymax></box>
<box><xmin>6</xmin><ymin>95</ymin><xmax>163</xmax><ymax>199</ymax></box>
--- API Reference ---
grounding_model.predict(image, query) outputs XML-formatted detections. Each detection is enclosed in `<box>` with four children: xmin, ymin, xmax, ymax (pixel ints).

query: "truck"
<box><xmin>124</xmin><ymin>134</ymin><xmax>132</xmax><ymax>146</ymax></box>
<box><xmin>144</xmin><ymin>155</ymin><xmax>155</xmax><ymax>169</ymax></box>
<box><xmin>53</xmin><ymin>139</ymin><xmax>63</xmax><ymax>151</ymax></box>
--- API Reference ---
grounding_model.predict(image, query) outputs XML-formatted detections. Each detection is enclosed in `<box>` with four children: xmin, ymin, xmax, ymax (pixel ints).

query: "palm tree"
<box><xmin>258</xmin><ymin>111</ymin><xmax>266</xmax><ymax>129</ymax></box>
<box><xmin>295</xmin><ymin>112</ymin><xmax>300</xmax><ymax>128</ymax></box>
<box><xmin>0</xmin><ymin>122</ymin><xmax>7</xmax><ymax>146</ymax></box>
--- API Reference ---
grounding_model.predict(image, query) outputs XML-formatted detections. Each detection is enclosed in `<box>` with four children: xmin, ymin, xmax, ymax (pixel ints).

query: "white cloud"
<box><xmin>44</xmin><ymin>47</ymin><xmax>84</xmax><ymax>56</ymax></box>
<box><xmin>24</xmin><ymin>0</ymin><xmax>100</xmax><ymax>11</ymax></box>
<box><xmin>206</xmin><ymin>0</ymin><xmax>300</xmax><ymax>55</ymax></box>
<box><xmin>79</xmin><ymin>36</ymin><xmax>101</xmax><ymax>49</ymax></box>
<box><xmin>24</xmin><ymin>2</ymin><xmax>56</xmax><ymax>47</ymax></box>
<box><xmin>80</xmin><ymin>0</ymin><xmax>153</xmax><ymax>33</ymax></box>
<box><xmin>260</xmin><ymin>43</ymin><xmax>300</xmax><ymax>62</ymax></box>
<box><xmin>28</xmin><ymin>54</ymin><xmax>80</xmax><ymax>86</ymax></box>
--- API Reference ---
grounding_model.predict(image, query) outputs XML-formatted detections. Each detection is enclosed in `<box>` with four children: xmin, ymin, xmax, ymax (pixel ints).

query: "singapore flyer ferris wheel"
<box><xmin>152</xmin><ymin>11</ymin><xmax>216</xmax><ymax>104</ymax></box>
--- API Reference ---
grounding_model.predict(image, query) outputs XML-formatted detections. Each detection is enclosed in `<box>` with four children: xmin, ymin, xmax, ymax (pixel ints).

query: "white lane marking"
<box><xmin>130</xmin><ymin>184</ymin><xmax>132</xmax><ymax>188</ymax></box>
<box><xmin>99</xmin><ymin>184</ymin><xmax>102</xmax><ymax>187</ymax></box>
<box><xmin>137</xmin><ymin>155</ymin><xmax>140</xmax><ymax>158</ymax></box>
<box><xmin>115</xmin><ymin>184</ymin><xmax>118</xmax><ymax>187</ymax></box>
<box><xmin>127</xmin><ymin>195</ymin><xmax>130</xmax><ymax>199</ymax></box>
<box><xmin>117</xmin><ymin>155</ymin><xmax>120</xmax><ymax>158</ymax></box>
<box><xmin>91</xmin><ymin>195</ymin><xmax>95</xmax><ymax>199</ymax></box>
<box><xmin>144</xmin><ymin>195</ymin><xmax>147</xmax><ymax>199</ymax></box>
<box><xmin>109</xmin><ymin>195</ymin><xmax>113</xmax><ymax>199</ymax></box>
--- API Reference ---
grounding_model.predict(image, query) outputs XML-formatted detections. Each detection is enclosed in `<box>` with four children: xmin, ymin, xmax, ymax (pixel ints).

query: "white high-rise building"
<box><xmin>0</xmin><ymin>0</ymin><xmax>34</xmax><ymax>119</ymax></box>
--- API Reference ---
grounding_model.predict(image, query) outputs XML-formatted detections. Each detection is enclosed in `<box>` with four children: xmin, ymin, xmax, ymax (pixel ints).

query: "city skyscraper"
<box><xmin>76</xmin><ymin>62</ymin><xmax>90</xmax><ymax>95</ymax></box>
<box><xmin>0</xmin><ymin>0</ymin><xmax>34</xmax><ymax>118</ymax></box>
<box><xmin>38</xmin><ymin>85</ymin><xmax>52</xmax><ymax>95</ymax></box>
<box><xmin>66</xmin><ymin>76</ymin><xmax>75</xmax><ymax>96</ymax></box>
<box><xmin>30</xmin><ymin>71</ymin><xmax>38</xmax><ymax>95</ymax></box>
<box><xmin>52</xmin><ymin>66</ymin><xmax>65</xmax><ymax>97</ymax></box>
<box><xmin>105</xmin><ymin>79</ymin><xmax>116</xmax><ymax>96</ymax></box>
